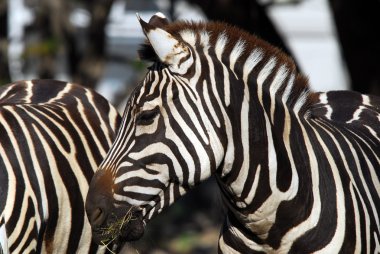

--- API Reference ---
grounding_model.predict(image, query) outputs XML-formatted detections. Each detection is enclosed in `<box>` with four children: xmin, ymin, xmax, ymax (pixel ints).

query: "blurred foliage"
<box><xmin>132</xmin><ymin>59</ymin><xmax>148</xmax><ymax>72</ymax></box>
<box><xmin>22</xmin><ymin>38</ymin><xmax>60</xmax><ymax>58</ymax></box>
<box><xmin>0</xmin><ymin>40</ymin><xmax>10</xmax><ymax>86</ymax></box>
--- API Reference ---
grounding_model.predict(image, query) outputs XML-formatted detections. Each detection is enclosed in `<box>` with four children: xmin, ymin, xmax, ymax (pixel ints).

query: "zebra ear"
<box><xmin>137</xmin><ymin>13</ymin><xmax>190</xmax><ymax>68</ymax></box>
<box><xmin>147</xmin><ymin>12</ymin><xmax>169</xmax><ymax>29</ymax></box>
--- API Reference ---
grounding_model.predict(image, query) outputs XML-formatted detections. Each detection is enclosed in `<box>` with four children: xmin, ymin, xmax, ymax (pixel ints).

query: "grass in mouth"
<box><xmin>99</xmin><ymin>206</ymin><xmax>137</xmax><ymax>253</ymax></box>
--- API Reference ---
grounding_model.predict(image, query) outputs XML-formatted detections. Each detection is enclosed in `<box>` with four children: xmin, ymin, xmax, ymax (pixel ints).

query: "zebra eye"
<box><xmin>136</xmin><ymin>108</ymin><xmax>159</xmax><ymax>125</ymax></box>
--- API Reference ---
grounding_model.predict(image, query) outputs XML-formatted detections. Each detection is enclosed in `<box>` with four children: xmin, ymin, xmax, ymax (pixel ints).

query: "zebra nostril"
<box><xmin>90</xmin><ymin>207</ymin><xmax>106</xmax><ymax>227</ymax></box>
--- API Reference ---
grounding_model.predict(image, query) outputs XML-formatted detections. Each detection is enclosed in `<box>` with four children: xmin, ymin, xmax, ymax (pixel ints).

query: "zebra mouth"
<box><xmin>92</xmin><ymin>211</ymin><xmax>145</xmax><ymax>249</ymax></box>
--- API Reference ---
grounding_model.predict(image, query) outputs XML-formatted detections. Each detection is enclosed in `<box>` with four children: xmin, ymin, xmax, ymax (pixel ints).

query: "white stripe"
<box><xmin>179</xmin><ymin>29</ymin><xmax>197</xmax><ymax>46</ymax></box>
<box><xmin>215</xmin><ymin>32</ymin><xmax>231</xmax><ymax>106</ymax></box>
<box><xmin>242</xmin><ymin>49</ymin><xmax>264</xmax><ymax>85</ymax></box>
<box><xmin>47</xmin><ymin>82</ymin><xmax>71</xmax><ymax>103</ymax></box>
<box><xmin>242</xmin><ymin>165</ymin><xmax>261</xmax><ymax>206</ymax></box>
<box><xmin>113</xmin><ymin>193</ymin><xmax>145</xmax><ymax>207</ymax></box>
<box><xmin>136</xmin><ymin>82</ymin><xmax>146</xmax><ymax>103</ymax></box>
<box><xmin>362</xmin><ymin>94</ymin><xmax>371</xmax><ymax>106</ymax></box>
<box><xmin>282</xmin><ymin>73</ymin><xmax>295</xmax><ymax>103</ymax></box>
<box><xmin>215</xmin><ymin>32</ymin><xmax>228</xmax><ymax>61</ymax></box>
<box><xmin>0</xmin><ymin>83</ymin><xmax>15</xmax><ymax>101</ymax></box>
<box><xmin>374</xmin><ymin>232</ymin><xmax>380</xmax><ymax>254</ymax></box>
<box><xmin>0</xmin><ymin>218</ymin><xmax>8</xmax><ymax>254</ymax></box>
<box><xmin>257</xmin><ymin>58</ymin><xmax>276</xmax><ymax>105</ymax></box>
<box><xmin>346</xmin><ymin>105</ymin><xmax>364</xmax><ymax>124</ymax></box>
<box><xmin>349</xmin><ymin>183</ymin><xmax>362</xmax><ymax>254</ymax></box>
<box><xmin>365</xmin><ymin>124</ymin><xmax>380</xmax><ymax>142</ymax></box>
<box><xmin>325</xmin><ymin>105</ymin><xmax>333</xmax><ymax>120</ymax></box>
<box><xmin>203</xmin><ymin>80</ymin><xmax>220</xmax><ymax>128</ymax></box>
<box><xmin>123</xmin><ymin>186</ymin><xmax>162</xmax><ymax>196</ymax></box>
<box><xmin>115</xmin><ymin>167</ymin><xmax>166</xmax><ymax>185</ymax></box>
<box><xmin>222</xmin><ymin>65</ymin><xmax>231</xmax><ymax>106</ymax></box>
<box><xmin>293</xmin><ymin>90</ymin><xmax>309</xmax><ymax>114</ymax></box>
<box><xmin>148</xmin><ymin>72</ymin><xmax>160</xmax><ymax>96</ymax></box>
<box><xmin>229</xmin><ymin>39</ymin><xmax>245</xmax><ymax>78</ymax></box>
<box><xmin>319</xmin><ymin>93</ymin><xmax>328</xmax><ymax>104</ymax></box>
<box><xmin>24</xmin><ymin>80</ymin><xmax>34</xmax><ymax>103</ymax></box>
<box><xmin>269</xmin><ymin>65</ymin><xmax>288</xmax><ymax>122</ymax></box>
<box><xmin>199</xmin><ymin>30</ymin><xmax>210</xmax><ymax>49</ymax></box>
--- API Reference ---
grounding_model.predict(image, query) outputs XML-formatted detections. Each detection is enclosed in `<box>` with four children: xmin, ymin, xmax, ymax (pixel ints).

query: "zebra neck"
<box><xmin>214</xmin><ymin>52</ymin><xmax>316</xmax><ymax>241</ymax></box>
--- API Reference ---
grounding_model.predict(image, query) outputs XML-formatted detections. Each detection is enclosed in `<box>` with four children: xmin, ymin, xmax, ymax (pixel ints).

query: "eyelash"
<box><xmin>136</xmin><ymin>108</ymin><xmax>159</xmax><ymax>125</ymax></box>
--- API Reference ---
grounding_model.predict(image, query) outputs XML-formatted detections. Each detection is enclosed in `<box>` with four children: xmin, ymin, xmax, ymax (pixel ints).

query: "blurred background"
<box><xmin>1</xmin><ymin>0</ymin><xmax>379</xmax><ymax>253</ymax></box>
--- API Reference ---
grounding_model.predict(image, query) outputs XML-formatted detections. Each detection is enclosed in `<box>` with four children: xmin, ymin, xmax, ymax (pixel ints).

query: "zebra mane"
<box><xmin>139</xmin><ymin>21</ymin><xmax>319</xmax><ymax>112</ymax></box>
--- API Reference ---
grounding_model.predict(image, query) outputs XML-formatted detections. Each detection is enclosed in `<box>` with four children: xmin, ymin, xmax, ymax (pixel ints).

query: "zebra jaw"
<box><xmin>137</xmin><ymin>12</ymin><xmax>191</xmax><ymax>68</ymax></box>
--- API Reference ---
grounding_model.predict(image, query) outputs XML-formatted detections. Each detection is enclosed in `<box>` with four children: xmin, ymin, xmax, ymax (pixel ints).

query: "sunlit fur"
<box><xmin>91</xmin><ymin>17</ymin><xmax>380</xmax><ymax>253</ymax></box>
<box><xmin>0</xmin><ymin>80</ymin><xmax>120</xmax><ymax>254</ymax></box>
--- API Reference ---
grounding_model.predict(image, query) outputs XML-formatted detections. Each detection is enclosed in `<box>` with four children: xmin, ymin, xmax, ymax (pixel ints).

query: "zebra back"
<box><xmin>0</xmin><ymin>80</ymin><xmax>120</xmax><ymax>253</ymax></box>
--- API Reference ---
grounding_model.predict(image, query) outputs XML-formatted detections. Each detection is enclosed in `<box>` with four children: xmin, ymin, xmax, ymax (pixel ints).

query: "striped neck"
<box><xmin>168</xmin><ymin>22</ymin><xmax>319</xmax><ymax>238</ymax></box>
<box><xmin>139</xmin><ymin>20</ymin><xmax>319</xmax><ymax>238</ymax></box>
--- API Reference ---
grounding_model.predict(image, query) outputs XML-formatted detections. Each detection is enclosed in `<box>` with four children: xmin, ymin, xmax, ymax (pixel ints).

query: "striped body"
<box><xmin>86</xmin><ymin>14</ymin><xmax>380</xmax><ymax>253</ymax></box>
<box><xmin>0</xmin><ymin>80</ymin><xmax>120</xmax><ymax>253</ymax></box>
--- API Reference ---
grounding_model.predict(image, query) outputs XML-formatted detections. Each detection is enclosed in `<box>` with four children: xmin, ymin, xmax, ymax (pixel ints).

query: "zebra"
<box><xmin>86</xmin><ymin>13</ymin><xmax>380</xmax><ymax>253</ymax></box>
<box><xmin>0</xmin><ymin>80</ymin><xmax>120</xmax><ymax>253</ymax></box>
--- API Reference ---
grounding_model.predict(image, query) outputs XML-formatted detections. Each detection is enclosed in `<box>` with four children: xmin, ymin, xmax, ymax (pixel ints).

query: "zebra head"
<box><xmin>86</xmin><ymin>13</ymin><xmax>227</xmax><ymax>247</ymax></box>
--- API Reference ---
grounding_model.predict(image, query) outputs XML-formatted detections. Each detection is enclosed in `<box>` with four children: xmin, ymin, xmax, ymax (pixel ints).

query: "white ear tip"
<box><xmin>155</xmin><ymin>12</ymin><xmax>167</xmax><ymax>19</ymax></box>
<box><xmin>136</xmin><ymin>12</ymin><xmax>141</xmax><ymax>20</ymax></box>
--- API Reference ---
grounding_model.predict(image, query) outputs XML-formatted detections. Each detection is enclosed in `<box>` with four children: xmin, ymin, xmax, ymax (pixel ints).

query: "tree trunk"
<box><xmin>73</xmin><ymin>0</ymin><xmax>114</xmax><ymax>88</ymax></box>
<box><xmin>0</xmin><ymin>1</ymin><xmax>10</xmax><ymax>84</ymax></box>
<box><xmin>328</xmin><ymin>0</ymin><xmax>380</xmax><ymax>95</ymax></box>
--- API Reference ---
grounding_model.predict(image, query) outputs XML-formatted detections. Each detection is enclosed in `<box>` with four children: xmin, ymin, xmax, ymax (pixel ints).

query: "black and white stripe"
<box><xmin>0</xmin><ymin>80</ymin><xmax>120</xmax><ymax>253</ymax></box>
<box><xmin>86</xmin><ymin>14</ymin><xmax>380</xmax><ymax>253</ymax></box>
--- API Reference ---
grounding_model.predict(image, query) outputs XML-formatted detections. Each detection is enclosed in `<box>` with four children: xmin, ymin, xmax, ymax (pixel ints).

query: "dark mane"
<box><xmin>139</xmin><ymin>20</ymin><xmax>319</xmax><ymax>111</ymax></box>
<box><xmin>138</xmin><ymin>42</ymin><xmax>160</xmax><ymax>63</ymax></box>
<box><xmin>139</xmin><ymin>20</ymin><xmax>295</xmax><ymax>66</ymax></box>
